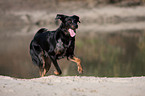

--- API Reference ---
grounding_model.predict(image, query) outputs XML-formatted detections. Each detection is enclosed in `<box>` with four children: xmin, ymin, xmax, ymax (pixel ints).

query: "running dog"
<box><xmin>30</xmin><ymin>14</ymin><xmax>83</xmax><ymax>76</ymax></box>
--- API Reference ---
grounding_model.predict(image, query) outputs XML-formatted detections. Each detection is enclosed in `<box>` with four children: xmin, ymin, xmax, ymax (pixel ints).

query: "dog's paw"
<box><xmin>54</xmin><ymin>71</ymin><xmax>62</xmax><ymax>75</ymax></box>
<box><xmin>78</xmin><ymin>67</ymin><xmax>83</xmax><ymax>74</ymax></box>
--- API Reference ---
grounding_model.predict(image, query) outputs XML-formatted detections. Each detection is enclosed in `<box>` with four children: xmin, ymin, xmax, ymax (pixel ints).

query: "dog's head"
<box><xmin>56</xmin><ymin>14</ymin><xmax>80</xmax><ymax>37</ymax></box>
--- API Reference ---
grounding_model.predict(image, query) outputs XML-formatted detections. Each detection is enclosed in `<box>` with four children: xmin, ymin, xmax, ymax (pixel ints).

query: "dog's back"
<box><xmin>34</xmin><ymin>28</ymin><xmax>48</xmax><ymax>37</ymax></box>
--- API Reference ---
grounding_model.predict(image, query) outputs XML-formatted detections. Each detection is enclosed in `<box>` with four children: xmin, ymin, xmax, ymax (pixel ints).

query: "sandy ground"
<box><xmin>0</xmin><ymin>75</ymin><xmax>145</xmax><ymax>96</ymax></box>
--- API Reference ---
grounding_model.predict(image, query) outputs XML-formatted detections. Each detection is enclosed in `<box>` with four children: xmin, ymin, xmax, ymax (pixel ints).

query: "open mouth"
<box><xmin>68</xmin><ymin>29</ymin><xmax>76</xmax><ymax>37</ymax></box>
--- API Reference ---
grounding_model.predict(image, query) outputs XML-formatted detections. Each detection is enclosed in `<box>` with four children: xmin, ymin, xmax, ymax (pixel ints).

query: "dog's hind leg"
<box><xmin>39</xmin><ymin>55</ymin><xmax>45</xmax><ymax>77</ymax></box>
<box><xmin>39</xmin><ymin>53</ymin><xmax>52</xmax><ymax>77</ymax></box>
<box><xmin>30</xmin><ymin>42</ymin><xmax>49</xmax><ymax>77</ymax></box>
<box><xmin>38</xmin><ymin>51</ymin><xmax>47</xmax><ymax>77</ymax></box>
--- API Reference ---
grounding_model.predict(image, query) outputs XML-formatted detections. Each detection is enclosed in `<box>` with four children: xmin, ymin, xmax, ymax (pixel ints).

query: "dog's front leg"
<box><xmin>50</xmin><ymin>56</ymin><xmax>62</xmax><ymax>75</ymax></box>
<box><xmin>69</xmin><ymin>56</ymin><xmax>83</xmax><ymax>74</ymax></box>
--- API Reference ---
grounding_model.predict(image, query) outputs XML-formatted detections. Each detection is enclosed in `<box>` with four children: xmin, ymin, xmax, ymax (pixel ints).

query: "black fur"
<box><xmin>30</xmin><ymin>14</ymin><xmax>82</xmax><ymax>76</ymax></box>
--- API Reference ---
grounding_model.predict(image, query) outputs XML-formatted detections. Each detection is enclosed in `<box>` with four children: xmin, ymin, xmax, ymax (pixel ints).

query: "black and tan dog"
<box><xmin>30</xmin><ymin>14</ymin><xmax>83</xmax><ymax>76</ymax></box>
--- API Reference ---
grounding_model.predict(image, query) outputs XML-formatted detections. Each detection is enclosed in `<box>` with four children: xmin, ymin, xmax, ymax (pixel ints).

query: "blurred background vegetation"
<box><xmin>1</xmin><ymin>0</ymin><xmax>144</xmax><ymax>10</ymax></box>
<box><xmin>0</xmin><ymin>0</ymin><xmax>145</xmax><ymax>27</ymax></box>
<box><xmin>0</xmin><ymin>0</ymin><xmax>145</xmax><ymax>78</ymax></box>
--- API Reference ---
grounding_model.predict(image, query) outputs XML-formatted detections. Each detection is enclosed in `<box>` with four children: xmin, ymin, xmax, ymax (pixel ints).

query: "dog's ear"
<box><xmin>73</xmin><ymin>15</ymin><xmax>81</xmax><ymax>23</ymax></box>
<box><xmin>55</xmin><ymin>14</ymin><xmax>68</xmax><ymax>22</ymax></box>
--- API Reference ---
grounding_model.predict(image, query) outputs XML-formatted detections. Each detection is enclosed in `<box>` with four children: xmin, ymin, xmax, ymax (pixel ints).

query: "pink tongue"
<box><xmin>68</xmin><ymin>29</ymin><xmax>76</xmax><ymax>37</ymax></box>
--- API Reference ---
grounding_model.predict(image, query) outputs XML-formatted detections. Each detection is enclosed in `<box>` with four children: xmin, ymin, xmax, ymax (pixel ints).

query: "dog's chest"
<box><xmin>55</xmin><ymin>39</ymin><xmax>69</xmax><ymax>55</ymax></box>
<box><xmin>55</xmin><ymin>39</ymin><xmax>64</xmax><ymax>53</ymax></box>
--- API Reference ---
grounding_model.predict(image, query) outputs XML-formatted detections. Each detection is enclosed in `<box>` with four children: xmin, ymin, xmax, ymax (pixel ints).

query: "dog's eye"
<box><xmin>68</xmin><ymin>20</ymin><xmax>72</xmax><ymax>23</ymax></box>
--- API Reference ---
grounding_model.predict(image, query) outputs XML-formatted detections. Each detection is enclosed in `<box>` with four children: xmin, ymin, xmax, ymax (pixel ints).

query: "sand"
<box><xmin>0</xmin><ymin>75</ymin><xmax>145</xmax><ymax>96</ymax></box>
